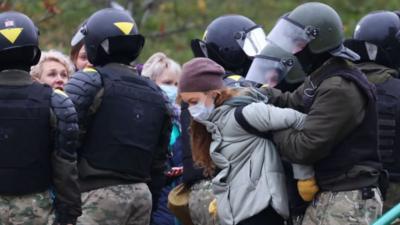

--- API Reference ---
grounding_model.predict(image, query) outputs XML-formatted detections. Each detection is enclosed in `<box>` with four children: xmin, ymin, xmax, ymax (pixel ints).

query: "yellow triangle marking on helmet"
<box><xmin>54</xmin><ymin>89</ymin><xmax>68</xmax><ymax>97</ymax></box>
<box><xmin>114</xmin><ymin>22</ymin><xmax>134</xmax><ymax>35</ymax></box>
<box><xmin>227</xmin><ymin>75</ymin><xmax>242</xmax><ymax>81</ymax></box>
<box><xmin>0</xmin><ymin>28</ymin><xmax>23</xmax><ymax>44</ymax></box>
<box><xmin>202</xmin><ymin>30</ymin><xmax>208</xmax><ymax>41</ymax></box>
<box><xmin>83</xmin><ymin>67</ymin><xmax>97</xmax><ymax>73</ymax></box>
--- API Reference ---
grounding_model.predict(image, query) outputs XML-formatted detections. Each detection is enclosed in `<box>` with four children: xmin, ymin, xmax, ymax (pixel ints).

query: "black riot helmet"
<box><xmin>353</xmin><ymin>11</ymin><xmax>400</xmax><ymax>68</ymax></box>
<box><xmin>82</xmin><ymin>8</ymin><xmax>145</xmax><ymax>66</ymax></box>
<box><xmin>0</xmin><ymin>11</ymin><xmax>41</xmax><ymax>71</ymax></box>
<box><xmin>191</xmin><ymin>14</ymin><xmax>267</xmax><ymax>75</ymax></box>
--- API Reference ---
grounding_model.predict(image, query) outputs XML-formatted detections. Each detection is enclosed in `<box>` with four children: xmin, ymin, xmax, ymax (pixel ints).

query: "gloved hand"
<box><xmin>208</xmin><ymin>199</ymin><xmax>217</xmax><ymax>218</ymax></box>
<box><xmin>297</xmin><ymin>177</ymin><xmax>319</xmax><ymax>202</ymax></box>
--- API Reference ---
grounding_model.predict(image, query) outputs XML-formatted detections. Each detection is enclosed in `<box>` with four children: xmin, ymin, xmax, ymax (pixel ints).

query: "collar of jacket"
<box><xmin>105</xmin><ymin>62</ymin><xmax>137</xmax><ymax>72</ymax></box>
<box><xmin>356</xmin><ymin>62</ymin><xmax>398</xmax><ymax>84</ymax></box>
<box><xmin>0</xmin><ymin>70</ymin><xmax>33</xmax><ymax>86</ymax></box>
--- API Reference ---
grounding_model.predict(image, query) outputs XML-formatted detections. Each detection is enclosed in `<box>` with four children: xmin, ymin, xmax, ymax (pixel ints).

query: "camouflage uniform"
<box><xmin>301</xmin><ymin>188</ymin><xmax>382</xmax><ymax>225</ymax></box>
<box><xmin>0</xmin><ymin>191</ymin><xmax>52</xmax><ymax>225</ymax></box>
<box><xmin>188</xmin><ymin>180</ymin><xmax>220</xmax><ymax>225</ymax></box>
<box><xmin>76</xmin><ymin>183</ymin><xmax>152</xmax><ymax>225</ymax></box>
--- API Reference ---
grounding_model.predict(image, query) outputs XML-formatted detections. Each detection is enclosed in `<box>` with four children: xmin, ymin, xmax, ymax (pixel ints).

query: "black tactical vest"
<box><xmin>0</xmin><ymin>82</ymin><xmax>52</xmax><ymax>195</ymax></box>
<box><xmin>303</xmin><ymin>63</ymin><xmax>380</xmax><ymax>184</ymax></box>
<box><xmin>375</xmin><ymin>78</ymin><xmax>400</xmax><ymax>181</ymax></box>
<box><xmin>81</xmin><ymin>64</ymin><xmax>168</xmax><ymax>179</ymax></box>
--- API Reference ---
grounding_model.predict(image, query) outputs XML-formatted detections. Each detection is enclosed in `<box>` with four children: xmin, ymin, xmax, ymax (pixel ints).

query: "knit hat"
<box><xmin>178</xmin><ymin>57</ymin><xmax>225</xmax><ymax>93</ymax></box>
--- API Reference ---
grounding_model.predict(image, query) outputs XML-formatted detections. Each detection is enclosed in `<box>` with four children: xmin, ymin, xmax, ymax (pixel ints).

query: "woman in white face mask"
<box><xmin>178</xmin><ymin>57</ymin><xmax>316</xmax><ymax>225</ymax></box>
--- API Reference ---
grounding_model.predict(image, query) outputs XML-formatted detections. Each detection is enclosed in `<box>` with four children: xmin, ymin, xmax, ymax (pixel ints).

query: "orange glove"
<box><xmin>297</xmin><ymin>177</ymin><xmax>319</xmax><ymax>202</ymax></box>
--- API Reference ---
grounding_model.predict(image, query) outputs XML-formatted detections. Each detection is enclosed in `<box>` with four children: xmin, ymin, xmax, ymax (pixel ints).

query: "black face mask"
<box><xmin>344</xmin><ymin>39</ymin><xmax>400</xmax><ymax>69</ymax></box>
<box><xmin>386</xmin><ymin>44</ymin><xmax>400</xmax><ymax>69</ymax></box>
<box><xmin>295</xmin><ymin>45</ymin><xmax>331</xmax><ymax>74</ymax></box>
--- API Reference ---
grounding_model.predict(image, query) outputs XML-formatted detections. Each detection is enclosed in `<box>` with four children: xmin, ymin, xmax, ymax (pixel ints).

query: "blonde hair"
<box><xmin>142</xmin><ymin>52</ymin><xmax>182</xmax><ymax>81</ymax></box>
<box><xmin>30</xmin><ymin>50</ymin><xmax>75</xmax><ymax>79</ymax></box>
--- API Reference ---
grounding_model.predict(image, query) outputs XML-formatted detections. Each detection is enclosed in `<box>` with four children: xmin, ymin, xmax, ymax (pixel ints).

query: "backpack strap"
<box><xmin>234</xmin><ymin>105</ymin><xmax>272</xmax><ymax>139</ymax></box>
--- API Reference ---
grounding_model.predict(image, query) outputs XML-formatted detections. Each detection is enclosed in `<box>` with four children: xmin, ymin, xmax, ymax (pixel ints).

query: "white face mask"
<box><xmin>188</xmin><ymin>101</ymin><xmax>215</xmax><ymax>122</ymax></box>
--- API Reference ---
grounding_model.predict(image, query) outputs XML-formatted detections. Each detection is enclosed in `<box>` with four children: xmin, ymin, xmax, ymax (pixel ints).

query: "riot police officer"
<box><xmin>0</xmin><ymin>11</ymin><xmax>81</xmax><ymax>225</ymax></box>
<box><xmin>191</xmin><ymin>14</ymin><xmax>267</xmax><ymax>87</ymax></box>
<box><xmin>262</xmin><ymin>2</ymin><xmax>383</xmax><ymax>225</ymax></box>
<box><xmin>344</xmin><ymin>10</ymin><xmax>400</xmax><ymax>212</ymax></box>
<box><xmin>65</xmin><ymin>8</ymin><xmax>171</xmax><ymax>225</ymax></box>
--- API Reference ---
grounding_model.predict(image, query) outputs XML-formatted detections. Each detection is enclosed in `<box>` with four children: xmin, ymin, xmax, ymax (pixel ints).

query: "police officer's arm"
<box><xmin>50</xmin><ymin>90</ymin><xmax>82</xmax><ymax>224</ymax></box>
<box><xmin>272</xmin><ymin>77</ymin><xmax>366</xmax><ymax>164</ymax></box>
<box><xmin>64</xmin><ymin>69</ymin><xmax>103</xmax><ymax>124</ymax></box>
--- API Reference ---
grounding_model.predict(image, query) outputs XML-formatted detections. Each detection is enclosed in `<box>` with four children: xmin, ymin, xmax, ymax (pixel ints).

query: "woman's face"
<box><xmin>180</xmin><ymin>91</ymin><xmax>216</xmax><ymax>108</ymax></box>
<box><xmin>38</xmin><ymin>60</ymin><xmax>69</xmax><ymax>90</ymax></box>
<box><xmin>155</xmin><ymin>68</ymin><xmax>180</xmax><ymax>87</ymax></box>
<box><xmin>75</xmin><ymin>46</ymin><xmax>92</xmax><ymax>70</ymax></box>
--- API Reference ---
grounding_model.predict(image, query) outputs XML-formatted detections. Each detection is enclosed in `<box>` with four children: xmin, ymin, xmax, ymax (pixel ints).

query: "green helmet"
<box><xmin>245</xmin><ymin>41</ymin><xmax>305</xmax><ymax>87</ymax></box>
<box><xmin>267</xmin><ymin>2</ymin><xmax>359</xmax><ymax>61</ymax></box>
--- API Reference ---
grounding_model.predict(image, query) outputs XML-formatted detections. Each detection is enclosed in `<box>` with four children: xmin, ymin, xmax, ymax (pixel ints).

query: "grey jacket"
<box><xmin>204</xmin><ymin>91</ymin><xmax>306</xmax><ymax>225</ymax></box>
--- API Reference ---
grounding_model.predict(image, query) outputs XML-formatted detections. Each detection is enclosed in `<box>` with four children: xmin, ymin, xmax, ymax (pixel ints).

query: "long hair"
<box><xmin>190</xmin><ymin>88</ymin><xmax>241</xmax><ymax>176</ymax></box>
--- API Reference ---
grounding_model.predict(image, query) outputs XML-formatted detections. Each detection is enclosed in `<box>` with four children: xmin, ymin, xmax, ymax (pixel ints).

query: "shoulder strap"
<box><xmin>234</xmin><ymin>105</ymin><xmax>272</xmax><ymax>139</ymax></box>
<box><xmin>304</xmin><ymin>65</ymin><xmax>375</xmax><ymax>112</ymax></box>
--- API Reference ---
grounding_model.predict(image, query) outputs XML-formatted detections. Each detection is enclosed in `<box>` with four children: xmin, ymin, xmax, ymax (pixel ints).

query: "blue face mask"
<box><xmin>160</xmin><ymin>85</ymin><xmax>178</xmax><ymax>104</ymax></box>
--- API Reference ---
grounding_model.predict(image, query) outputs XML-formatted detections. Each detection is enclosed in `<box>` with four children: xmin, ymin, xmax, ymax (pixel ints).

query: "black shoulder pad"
<box><xmin>65</xmin><ymin>70</ymin><xmax>102</xmax><ymax>96</ymax></box>
<box><xmin>64</xmin><ymin>70</ymin><xmax>103</xmax><ymax>119</ymax></box>
<box><xmin>51</xmin><ymin>90</ymin><xmax>78</xmax><ymax>123</ymax></box>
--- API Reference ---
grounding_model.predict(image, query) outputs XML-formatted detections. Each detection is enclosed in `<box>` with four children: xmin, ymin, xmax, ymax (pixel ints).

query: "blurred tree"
<box><xmin>0</xmin><ymin>0</ymin><xmax>399</xmax><ymax>64</ymax></box>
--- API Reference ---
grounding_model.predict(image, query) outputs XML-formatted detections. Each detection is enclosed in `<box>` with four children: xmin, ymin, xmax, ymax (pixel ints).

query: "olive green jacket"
<box><xmin>263</xmin><ymin>58</ymin><xmax>367</xmax><ymax>166</ymax></box>
<box><xmin>355</xmin><ymin>62</ymin><xmax>398</xmax><ymax>84</ymax></box>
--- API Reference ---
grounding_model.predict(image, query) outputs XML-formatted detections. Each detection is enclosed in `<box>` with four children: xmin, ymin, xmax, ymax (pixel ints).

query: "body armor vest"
<box><xmin>0</xmin><ymin>82</ymin><xmax>52</xmax><ymax>195</ymax></box>
<box><xmin>375</xmin><ymin>78</ymin><xmax>400</xmax><ymax>181</ymax></box>
<box><xmin>81</xmin><ymin>64</ymin><xmax>168</xmax><ymax>179</ymax></box>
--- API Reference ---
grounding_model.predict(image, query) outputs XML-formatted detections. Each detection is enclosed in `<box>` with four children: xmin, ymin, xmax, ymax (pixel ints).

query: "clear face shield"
<box><xmin>245</xmin><ymin>55</ymin><xmax>294</xmax><ymax>87</ymax></box>
<box><xmin>234</xmin><ymin>25</ymin><xmax>268</xmax><ymax>57</ymax></box>
<box><xmin>267</xmin><ymin>16</ymin><xmax>318</xmax><ymax>54</ymax></box>
<box><xmin>71</xmin><ymin>22</ymin><xmax>87</xmax><ymax>47</ymax></box>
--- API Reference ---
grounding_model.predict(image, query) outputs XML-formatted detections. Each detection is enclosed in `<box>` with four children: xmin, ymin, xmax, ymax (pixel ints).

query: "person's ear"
<box><xmin>211</xmin><ymin>90</ymin><xmax>221</xmax><ymax>99</ymax></box>
<box><xmin>32</xmin><ymin>75</ymin><xmax>41</xmax><ymax>82</ymax></box>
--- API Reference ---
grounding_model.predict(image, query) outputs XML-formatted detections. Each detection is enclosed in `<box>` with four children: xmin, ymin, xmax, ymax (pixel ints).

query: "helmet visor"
<box><xmin>246</xmin><ymin>56</ymin><xmax>292</xmax><ymax>87</ymax></box>
<box><xmin>267</xmin><ymin>17</ymin><xmax>315</xmax><ymax>54</ymax></box>
<box><xmin>235</xmin><ymin>25</ymin><xmax>267</xmax><ymax>57</ymax></box>
<box><xmin>190</xmin><ymin>39</ymin><xmax>209</xmax><ymax>58</ymax></box>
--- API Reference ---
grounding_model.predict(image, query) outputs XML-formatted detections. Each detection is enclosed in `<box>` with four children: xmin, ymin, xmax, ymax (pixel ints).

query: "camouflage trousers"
<box><xmin>188</xmin><ymin>180</ymin><xmax>220</xmax><ymax>225</ymax></box>
<box><xmin>0</xmin><ymin>191</ymin><xmax>51</xmax><ymax>225</ymax></box>
<box><xmin>77</xmin><ymin>183</ymin><xmax>152</xmax><ymax>225</ymax></box>
<box><xmin>301</xmin><ymin>188</ymin><xmax>382</xmax><ymax>225</ymax></box>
